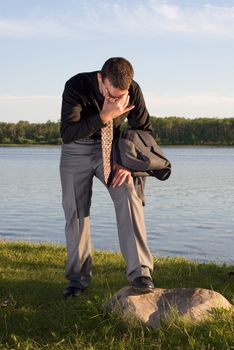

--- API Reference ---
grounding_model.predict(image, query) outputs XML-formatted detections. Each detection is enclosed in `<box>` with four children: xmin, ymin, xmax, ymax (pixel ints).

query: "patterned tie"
<box><xmin>101</xmin><ymin>120</ymin><xmax>113</xmax><ymax>184</ymax></box>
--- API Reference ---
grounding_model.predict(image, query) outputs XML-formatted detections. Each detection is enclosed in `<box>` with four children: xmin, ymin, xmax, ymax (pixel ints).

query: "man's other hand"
<box><xmin>111</xmin><ymin>163</ymin><xmax>132</xmax><ymax>188</ymax></box>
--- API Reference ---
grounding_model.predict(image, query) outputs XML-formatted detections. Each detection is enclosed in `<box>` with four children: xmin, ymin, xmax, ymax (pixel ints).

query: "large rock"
<box><xmin>104</xmin><ymin>287</ymin><xmax>232</xmax><ymax>328</ymax></box>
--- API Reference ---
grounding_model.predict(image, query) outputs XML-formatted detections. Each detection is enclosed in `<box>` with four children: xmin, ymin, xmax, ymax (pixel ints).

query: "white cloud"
<box><xmin>0</xmin><ymin>18</ymin><xmax>72</xmax><ymax>39</ymax></box>
<box><xmin>145</xmin><ymin>92</ymin><xmax>234</xmax><ymax>118</ymax></box>
<box><xmin>0</xmin><ymin>1</ymin><xmax>234</xmax><ymax>39</ymax></box>
<box><xmin>0</xmin><ymin>95</ymin><xmax>61</xmax><ymax>123</ymax></box>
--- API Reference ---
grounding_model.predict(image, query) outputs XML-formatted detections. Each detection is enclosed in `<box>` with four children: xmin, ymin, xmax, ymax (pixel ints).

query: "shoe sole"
<box><xmin>131</xmin><ymin>285</ymin><xmax>154</xmax><ymax>293</ymax></box>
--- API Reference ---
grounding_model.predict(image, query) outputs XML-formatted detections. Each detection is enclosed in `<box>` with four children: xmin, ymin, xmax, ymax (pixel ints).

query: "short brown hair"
<box><xmin>101</xmin><ymin>57</ymin><xmax>134</xmax><ymax>90</ymax></box>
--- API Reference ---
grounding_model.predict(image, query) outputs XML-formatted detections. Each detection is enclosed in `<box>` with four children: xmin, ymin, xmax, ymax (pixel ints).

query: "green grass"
<box><xmin>0</xmin><ymin>241</ymin><xmax>233</xmax><ymax>350</ymax></box>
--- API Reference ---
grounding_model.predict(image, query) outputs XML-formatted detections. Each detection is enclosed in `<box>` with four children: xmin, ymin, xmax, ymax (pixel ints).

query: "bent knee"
<box><xmin>109</xmin><ymin>181</ymin><xmax>137</xmax><ymax>202</ymax></box>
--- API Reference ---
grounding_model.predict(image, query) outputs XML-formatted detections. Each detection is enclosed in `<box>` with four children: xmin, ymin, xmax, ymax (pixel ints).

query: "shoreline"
<box><xmin>1</xmin><ymin>144</ymin><xmax>234</xmax><ymax>148</ymax></box>
<box><xmin>1</xmin><ymin>239</ymin><xmax>234</xmax><ymax>267</ymax></box>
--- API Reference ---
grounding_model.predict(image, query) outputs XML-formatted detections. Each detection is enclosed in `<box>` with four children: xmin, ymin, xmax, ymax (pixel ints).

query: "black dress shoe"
<box><xmin>62</xmin><ymin>286</ymin><xmax>85</xmax><ymax>299</ymax></box>
<box><xmin>131</xmin><ymin>276</ymin><xmax>155</xmax><ymax>293</ymax></box>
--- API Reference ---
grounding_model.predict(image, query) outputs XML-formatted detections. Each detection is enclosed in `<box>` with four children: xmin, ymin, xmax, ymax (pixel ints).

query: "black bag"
<box><xmin>118</xmin><ymin>129</ymin><xmax>171</xmax><ymax>181</ymax></box>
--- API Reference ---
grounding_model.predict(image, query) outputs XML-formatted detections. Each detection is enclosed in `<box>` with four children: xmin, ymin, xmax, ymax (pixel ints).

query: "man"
<box><xmin>60</xmin><ymin>57</ymin><xmax>154</xmax><ymax>298</ymax></box>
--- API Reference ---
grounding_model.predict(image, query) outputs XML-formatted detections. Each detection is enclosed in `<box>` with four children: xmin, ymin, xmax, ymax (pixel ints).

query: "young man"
<box><xmin>60</xmin><ymin>57</ymin><xmax>154</xmax><ymax>298</ymax></box>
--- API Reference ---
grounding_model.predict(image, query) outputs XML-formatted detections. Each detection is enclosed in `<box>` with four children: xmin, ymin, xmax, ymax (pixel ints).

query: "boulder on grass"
<box><xmin>104</xmin><ymin>287</ymin><xmax>232</xmax><ymax>329</ymax></box>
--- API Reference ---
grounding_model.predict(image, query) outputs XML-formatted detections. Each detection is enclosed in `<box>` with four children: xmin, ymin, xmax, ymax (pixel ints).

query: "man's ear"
<box><xmin>97</xmin><ymin>72</ymin><xmax>102</xmax><ymax>83</ymax></box>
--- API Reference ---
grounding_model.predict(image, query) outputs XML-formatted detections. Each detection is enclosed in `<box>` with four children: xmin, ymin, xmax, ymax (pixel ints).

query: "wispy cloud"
<box><xmin>146</xmin><ymin>92</ymin><xmax>234</xmax><ymax>118</ymax></box>
<box><xmin>0</xmin><ymin>95</ymin><xmax>61</xmax><ymax>123</ymax></box>
<box><xmin>0</xmin><ymin>18</ymin><xmax>72</xmax><ymax>39</ymax></box>
<box><xmin>0</xmin><ymin>1</ymin><xmax>234</xmax><ymax>39</ymax></box>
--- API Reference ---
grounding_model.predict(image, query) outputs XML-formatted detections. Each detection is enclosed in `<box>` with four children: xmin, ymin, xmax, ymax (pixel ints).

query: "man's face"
<box><xmin>97</xmin><ymin>73</ymin><xmax>128</xmax><ymax>100</ymax></box>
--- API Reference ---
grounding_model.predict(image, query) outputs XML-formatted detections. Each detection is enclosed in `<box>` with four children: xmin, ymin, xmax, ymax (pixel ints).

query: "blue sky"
<box><xmin>0</xmin><ymin>0</ymin><xmax>234</xmax><ymax>122</ymax></box>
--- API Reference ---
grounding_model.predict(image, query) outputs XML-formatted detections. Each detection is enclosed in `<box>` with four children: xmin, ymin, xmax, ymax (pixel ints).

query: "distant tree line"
<box><xmin>0</xmin><ymin>120</ymin><xmax>61</xmax><ymax>145</ymax></box>
<box><xmin>151</xmin><ymin>117</ymin><xmax>234</xmax><ymax>145</ymax></box>
<box><xmin>0</xmin><ymin>117</ymin><xmax>233</xmax><ymax>145</ymax></box>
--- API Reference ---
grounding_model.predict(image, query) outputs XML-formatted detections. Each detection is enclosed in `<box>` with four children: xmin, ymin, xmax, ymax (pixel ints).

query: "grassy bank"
<box><xmin>0</xmin><ymin>241</ymin><xmax>233</xmax><ymax>350</ymax></box>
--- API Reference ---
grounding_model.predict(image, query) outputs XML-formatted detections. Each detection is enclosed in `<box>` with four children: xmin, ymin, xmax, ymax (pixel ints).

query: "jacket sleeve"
<box><xmin>127</xmin><ymin>82</ymin><xmax>153</xmax><ymax>135</ymax></box>
<box><xmin>60</xmin><ymin>80</ymin><xmax>105</xmax><ymax>143</ymax></box>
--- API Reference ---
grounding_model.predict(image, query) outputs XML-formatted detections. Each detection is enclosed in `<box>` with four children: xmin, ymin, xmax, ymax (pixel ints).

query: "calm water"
<box><xmin>0</xmin><ymin>146</ymin><xmax>233</xmax><ymax>264</ymax></box>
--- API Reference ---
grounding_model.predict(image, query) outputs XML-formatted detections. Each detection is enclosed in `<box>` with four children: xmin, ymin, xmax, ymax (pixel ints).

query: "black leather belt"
<box><xmin>74</xmin><ymin>138</ymin><xmax>101</xmax><ymax>144</ymax></box>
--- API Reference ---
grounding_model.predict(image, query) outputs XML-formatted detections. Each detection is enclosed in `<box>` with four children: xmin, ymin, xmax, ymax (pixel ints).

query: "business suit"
<box><xmin>60</xmin><ymin>70</ymin><xmax>154</xmax><ymax>290</ymax></box>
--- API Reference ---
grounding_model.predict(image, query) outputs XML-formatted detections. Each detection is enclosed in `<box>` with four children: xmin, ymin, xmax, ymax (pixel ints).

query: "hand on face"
<box><xmin>100</xmin><ymin>88</ymin><xmax>135</xmax><ymax>124</ymax></box>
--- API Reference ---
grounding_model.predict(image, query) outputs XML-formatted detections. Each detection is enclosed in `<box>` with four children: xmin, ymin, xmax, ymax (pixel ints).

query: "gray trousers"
<box><xmin>60</xmin><ymin>140</ymin><xmax>153</xmax><ymax>288</ymax></box>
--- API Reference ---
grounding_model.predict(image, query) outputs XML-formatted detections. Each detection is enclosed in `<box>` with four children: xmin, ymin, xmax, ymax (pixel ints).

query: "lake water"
<box><xmin>0</xmin><ymin>146</ymin><xmax>233</xmax><ymax>265</ymax></box>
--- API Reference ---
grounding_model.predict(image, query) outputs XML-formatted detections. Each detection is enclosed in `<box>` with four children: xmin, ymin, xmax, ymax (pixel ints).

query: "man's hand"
<box><xmin>100</xmin><ymin>91</ymin><xmax>135</xmax><ymax>124</ymax></box>
<box><xmin>111</xmin><ymin>163</ymin><xmax>132</xmax><ymax>188</ymax></box>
